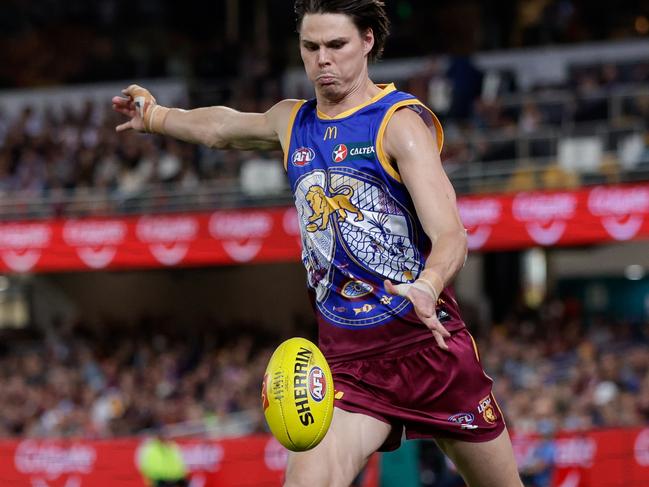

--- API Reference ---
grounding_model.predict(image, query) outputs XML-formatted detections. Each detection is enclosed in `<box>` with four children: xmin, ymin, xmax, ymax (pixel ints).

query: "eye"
<box><xmin>303</xmin><ymin>42</ymin><xmax>318</xmax><ymax>52</ymax></box>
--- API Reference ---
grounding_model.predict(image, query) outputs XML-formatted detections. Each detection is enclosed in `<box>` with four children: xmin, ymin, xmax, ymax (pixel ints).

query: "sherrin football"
<box><xmin>261</xmin><ymin>337</ymin><xmax>334</xmax><ymax>451</ymax></box>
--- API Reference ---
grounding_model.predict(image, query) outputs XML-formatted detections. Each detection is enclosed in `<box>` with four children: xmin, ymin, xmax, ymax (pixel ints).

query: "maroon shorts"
<box><xmin>330</xmin><ymin>328</ymin><xmax>506</xmax><ymax>451</ymax></box>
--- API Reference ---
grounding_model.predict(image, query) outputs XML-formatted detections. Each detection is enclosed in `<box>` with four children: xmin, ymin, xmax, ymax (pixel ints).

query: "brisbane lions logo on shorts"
<box><xmin>478</xmin><ymin>395</ymin><xmax>498</xmax><ymax>424</ymax></box>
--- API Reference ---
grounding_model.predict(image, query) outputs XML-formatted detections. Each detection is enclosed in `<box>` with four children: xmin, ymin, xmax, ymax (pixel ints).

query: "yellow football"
<box><xmin>261</xmin><ymin>337</ymin><xmax>334</xmax><ymax>452</ymax></box>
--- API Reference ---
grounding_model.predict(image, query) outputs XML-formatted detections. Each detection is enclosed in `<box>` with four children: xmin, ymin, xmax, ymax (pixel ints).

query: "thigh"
<box><xmin>435</xmin><ymin>427</ymin><xmax>523</xmax><ymax>487</ymax></box>
<box><xmin>284</xmin><ymin>407</ymin><xmax>392</xmax><ymax>487</ymax></box>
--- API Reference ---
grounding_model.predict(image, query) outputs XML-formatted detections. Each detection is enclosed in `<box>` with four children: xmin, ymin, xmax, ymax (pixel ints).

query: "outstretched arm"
<box><xmin>112</xmin><ymin>84</ymin><xmax>300</xmax><ymax>151</ymax></box>
<box><xmin>383</xmin><ymin>107</ymin><xmax>467</xmax><ymax>349</ymax></box>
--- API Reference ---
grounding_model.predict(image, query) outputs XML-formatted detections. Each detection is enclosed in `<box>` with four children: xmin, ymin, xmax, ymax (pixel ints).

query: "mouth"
<box><xmin>316</xmin><ymin>74</ymin><xmax>336</xmax><ymax>85</ymax></box>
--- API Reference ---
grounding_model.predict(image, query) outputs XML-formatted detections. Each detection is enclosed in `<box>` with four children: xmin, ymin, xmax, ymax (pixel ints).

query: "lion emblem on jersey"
<box><xmin>305</xmin><ymin>185</ymin><xmax>364</xmax><ymax>232</ymax></box>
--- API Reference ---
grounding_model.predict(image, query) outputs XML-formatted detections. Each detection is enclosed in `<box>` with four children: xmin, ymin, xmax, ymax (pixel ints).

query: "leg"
<box><xmin>435</xmin><ymin>427</ymin><xmax>523</xmax><ymax>487</ymax></box>
<box><xmin>284</xmin><ymin>407</ymin><xmax>392</xmax><ymax>487</ymax></box>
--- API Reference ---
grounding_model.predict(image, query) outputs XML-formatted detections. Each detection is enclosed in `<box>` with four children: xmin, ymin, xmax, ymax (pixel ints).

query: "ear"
<box><xmin>361</xmin><ymin>28</ymin><xmax>375</xmax><ymax>57</ymax></box>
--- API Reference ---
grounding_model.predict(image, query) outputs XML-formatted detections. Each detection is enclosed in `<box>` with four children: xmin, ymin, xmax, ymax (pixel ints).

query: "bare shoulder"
<box><xmin>383</xmin><ymin>106</ymin><xmax>439</xmax><ymax>159</ymax></box>
<box><xmin>266</xmin><ymin>99</ymin><xmax>304</xmax><ymax>133</ymax></box>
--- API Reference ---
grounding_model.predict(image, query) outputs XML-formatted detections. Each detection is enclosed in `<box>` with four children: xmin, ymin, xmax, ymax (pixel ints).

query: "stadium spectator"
<box><xmin>0</xmin><ymin>53</ymin><xmax>647</xmax><ymax>217</ymax></box>
<box><xmin>0</xmin><ymin>301</ymin><xmax>647</xmax><ymax>441</ymax></box>
<box><xmin>137</xmin><ymin>431</ymin><xmax>189</xmax><ymax>487</ymax></box>
<box><xmin>519</xmin><ymin>420</ymin><xmax>556</xmax><ymax>487</ymax></box>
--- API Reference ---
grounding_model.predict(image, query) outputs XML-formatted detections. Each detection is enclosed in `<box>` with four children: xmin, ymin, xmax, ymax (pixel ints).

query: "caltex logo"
<box><xmin>332</xmin><ymin>144</ymin><xmax>348</xmax><ymax>162</ymax></box>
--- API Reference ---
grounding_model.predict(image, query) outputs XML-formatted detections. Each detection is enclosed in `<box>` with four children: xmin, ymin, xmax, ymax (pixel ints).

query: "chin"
<box><xmin>318</xmin><ymin>83</ymin><xmax>343</xmax><ymax>99</ymax></box>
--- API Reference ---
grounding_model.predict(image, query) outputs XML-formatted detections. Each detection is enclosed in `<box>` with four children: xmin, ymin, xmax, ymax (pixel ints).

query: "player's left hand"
<box><xmin>384</xmin><ymin>279</ymin><xmax>450</xmax><ymax>350</ymax></box>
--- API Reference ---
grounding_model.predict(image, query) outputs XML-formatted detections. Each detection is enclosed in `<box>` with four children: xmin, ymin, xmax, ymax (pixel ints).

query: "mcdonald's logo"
<box><xmin>323</xmin><ymin>126</ymin><xmax>338</xmax><ymax>141</ymax></box>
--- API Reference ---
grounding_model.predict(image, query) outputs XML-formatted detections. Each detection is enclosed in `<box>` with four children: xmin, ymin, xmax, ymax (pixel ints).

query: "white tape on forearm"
<box><xmin>147</xmin><ymin>104</ymin><xmax>171</xmax><ymax>134</ymax></box>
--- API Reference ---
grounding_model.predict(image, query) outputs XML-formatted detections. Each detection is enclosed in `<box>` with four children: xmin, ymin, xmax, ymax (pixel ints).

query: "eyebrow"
<box><xmin>301</xmin><ymin>37</ymin><xmax>350</xmax><ymax>46</ymax></box>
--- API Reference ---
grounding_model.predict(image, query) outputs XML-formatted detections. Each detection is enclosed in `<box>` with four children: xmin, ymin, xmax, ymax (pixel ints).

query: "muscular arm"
<box><xmin>163</xmin><ymin>101</ymin><xmax>299</xmax><ymax>151</ymax></box>
<box><xmin>383</xmin><ymin>108</ymin><xmax>467</xmax><ymax>291</ymax></box>
<box><xmin>113</xmin><ymin>85</ymin><xmax>300</xmax><ymax>152</ymax></box>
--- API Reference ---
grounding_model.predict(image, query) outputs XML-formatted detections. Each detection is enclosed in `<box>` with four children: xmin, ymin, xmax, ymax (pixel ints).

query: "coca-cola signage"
<box><xmin>1</xmin><ymin>184</ymin><xmax>649</xmax><ymax>274</ymax></box>
<box><xmin>554</xmin><ymin>437</ymin><xmax>597</xmax><ymax>468</ymax></box>
<box><xmin>63</xmin><ymin>220</ymin><xmax>127</xmax><ymax>269</ymax></box>
<box><xmin>513</xmin><ymin>192</ymin><xmax>578</xmax><ymax>245</ymax></box>
<box><xmin>0</xmin><ymin>430</ymin><xmax>647</xmax><ymax>487</ymax></box>
<box><xmin>458</xmin><ymin>198</ymin><xmax>502</xmax><ymax>250</ymax></box>
<box><xmin>209</xmin><ymin>211</ymin><xmax>274</xmax><ymax>262</ymax></box>
<box><xmin>282</xmin><ymin>207</ymin><xmax>302</xmax><ymax>247</ymax></box>
<box><xmin>0</xmin><ymin>223</ymin><xmax>52</xmax><ymax>272</ymax></box>
<box><xmin>14</xmin><ymin>440</ymin><xmax>96</xmax><ymax>481</ymax></box>
<box><xmin>635</xmin><ymin>428</ymin><xmax>649</xmax><ymax>467</ymax></box>
<box><xmin>179</xmin><ymin>443</ymin><xmax>224</xmax><ymax>472</ymax></box>
<box><xmin>136</xmin><ymin>216</ymin><xmax>199</xmax><ymax>265</ymax></box>
<box><xmin>588</xmin><ymin>186</ymin><xmax>649</xmax><ymax>241</ymax></box>
<box><xmin>263</xmin><ymin>437</ymin><xmax>288</xmax><ymax>472</ymax></box>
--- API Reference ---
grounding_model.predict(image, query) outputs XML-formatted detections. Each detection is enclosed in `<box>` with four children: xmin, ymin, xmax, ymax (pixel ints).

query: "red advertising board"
<box><xmin>0</xmin><ymin>435</ymin><xmax>380</xmax><ymax>487</ymax></box>
<box><xmin>458</xmin><ymin>184</ymin><xmax>649</xmax><ymax>250</ymax></box>
<box><xmin>512</xmin><ymin>428</ymin><xmax>649</xmax><ymax>487</ymax></box>
<box><xmin>0</xmin><ymin>183</ymin><xmax>648</xmax><ymax>274</ymax></box>
<box><xmin>0</xmin><ymin>428</ymin><xmax>648</xmax><ymax>486</ymax></box>
<box><xmin>0</xmin><ymin>436</ymin><xmax>285</xmax><ymax>487</ymax></box>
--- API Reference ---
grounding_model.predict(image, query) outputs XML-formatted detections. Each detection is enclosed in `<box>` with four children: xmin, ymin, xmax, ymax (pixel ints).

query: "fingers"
<box><xmin>121</xmin><ymin>84</ymin><xmax>143</xmax><ymax>97</ymax></box>
<box><xmin>384</xmin><ymin>279</ymin><xmax>399</xmax><ymax>295</ymax></box>
<box><xmin>384</xmin><ymin>279</ymin><xmax>415</xmax><ymax>298</ymax></box>
<box><xmin>112</xmin><ymin>95</ymin><xmax>137</xmax><ymax>119</ymax></box>
<box><xmin>384</xmin><ymin>279</ymin><xmax>450</xmax><ymax>350</ymax></box>
<box><xmin>432</xmin><ymin>330</ymin><xmax>449</xmax><ymax>351</ymax></box>
<box><xmin>115</xmin><ymin>120</ymin><xmax>133</xmax><ymax>132</ymax></box>
<box><xmin>425</xmin><ymin>316</ymin><xmax>450</xmax><ymax>338</ymax></box>
<box><xmin>113</xmin><ymin>92</ymin><xmax>139</xmax><ymax>132</ymax></box>
<box><xmin>422</xmin><ymin>315</ymin><xmax>450</xmax><ymax>350</ymax></box>
<box><xmin>112</xmin><ymin>104</ymin><xmax>132</xmax><ymax>117</ymax></box>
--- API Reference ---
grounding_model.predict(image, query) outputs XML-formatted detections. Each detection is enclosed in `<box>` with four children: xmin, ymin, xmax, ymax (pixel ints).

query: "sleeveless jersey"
<box><xmin>284</xmin><ymin>83</ymin><xmax>465</xmax><ymax>362</ymax></box>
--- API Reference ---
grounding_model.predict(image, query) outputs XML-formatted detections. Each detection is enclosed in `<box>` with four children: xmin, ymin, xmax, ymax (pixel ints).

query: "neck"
<box><xmin>316</xmin><ymin>76</ymin><xmax>381</xmax><ymax>118</ymax></box>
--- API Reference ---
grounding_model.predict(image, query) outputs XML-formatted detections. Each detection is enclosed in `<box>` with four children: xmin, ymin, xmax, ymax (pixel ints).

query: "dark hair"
<box><xmin>294</xmin><ymin>0</ymin><xmax>390</xmax><ymax>62</ymax></box>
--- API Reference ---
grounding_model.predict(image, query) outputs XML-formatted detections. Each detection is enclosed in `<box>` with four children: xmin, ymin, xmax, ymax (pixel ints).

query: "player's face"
<box><xmin>299</xmin><ymin>13</ymin><xmax>374</xmax><ymax>99</ymax></box>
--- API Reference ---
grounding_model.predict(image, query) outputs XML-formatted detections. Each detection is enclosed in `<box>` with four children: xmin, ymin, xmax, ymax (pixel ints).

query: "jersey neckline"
<box><xmin>315</xmin><ymin>83</ymin><xmax>396</xmax><ymax>121</ymax></box>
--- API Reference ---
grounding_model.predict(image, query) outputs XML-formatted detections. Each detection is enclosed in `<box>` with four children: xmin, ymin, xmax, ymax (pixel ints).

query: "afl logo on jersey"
<box><xmin>332</xmin><ymin>144</ymin><xmax>348</xmax><ymax>163</ymax></box>
<box><xmin>292</xmin><ymin>147</ymin><xmax>315</xmax><ymax>166</ymax></box>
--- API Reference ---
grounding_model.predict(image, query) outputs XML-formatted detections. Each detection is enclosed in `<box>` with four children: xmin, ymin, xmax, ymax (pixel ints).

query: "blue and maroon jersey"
<box><xmin>284</xmin><ymin>84</ymin><xmax>465</xmax><ymax>362</ymax></box>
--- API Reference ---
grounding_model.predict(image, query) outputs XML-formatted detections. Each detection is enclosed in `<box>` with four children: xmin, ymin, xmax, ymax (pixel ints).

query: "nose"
<box><xmin>317</xmin><ymin>47</ymin><xmax>330</xmax><ymax>67</ymax></box>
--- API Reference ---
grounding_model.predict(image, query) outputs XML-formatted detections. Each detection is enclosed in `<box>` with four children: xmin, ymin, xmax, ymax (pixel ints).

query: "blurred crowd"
<box><xmin>0</xmin><ymin>57</ymin><xmax>648</xmax><ymax>216</ymax></box>
<box><xmin>0</xmin><ymin>323</ymin><xmax>280</xmax><ymax>438</ymax></box>
<box><xmin>0</xmin><ymin>0</ymin><xmax>647</xmax><ymax>215</ymax></box>
<box><xmin>0</xmin><ymin>97</ymin><xmax>284</xmax><ymax>216</ymax></box>
<box><xmin>0</xmin><ymin>102</ymin><xmax>201</xmax><ymax>197</ymax></box>
<box><xmin>4</xmin><ymin>0</ymin><xmax>648</xmax><ymax>89</ymax></box>
<box><xmin>412</xmin><ymin>59</ymin><xmax>649</xmax><ymax>190</ymax></box>
<box><xmin>483</xmin><ymin>297</ymin><xmax>649</xmax><ymax>435</ymax></box>
<box><xmin>0</xmin><ymin>299</ymin><xmax>648</xmax><ymax>439</ymax></box>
